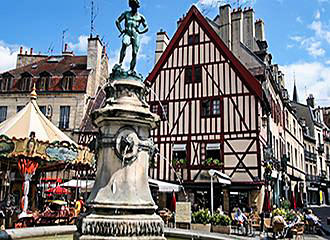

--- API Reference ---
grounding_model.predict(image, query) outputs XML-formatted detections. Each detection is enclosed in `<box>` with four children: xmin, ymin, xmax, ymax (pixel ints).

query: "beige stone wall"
<box><xmin>0</xmin><ymin>92</ymin><xmax>86</xmax><ymax>141</ymax></box>
<box><xmin>285</xmin><ymin>109</ymin><xmax>305</xmax><ymax>185</ymax></box>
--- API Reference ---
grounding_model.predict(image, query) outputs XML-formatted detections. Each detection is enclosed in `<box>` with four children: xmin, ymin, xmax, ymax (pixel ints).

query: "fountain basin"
<box><xmin>6</xmin><ymin>226</ymin><xmax>239</xmax><ymax>240</ymax></box>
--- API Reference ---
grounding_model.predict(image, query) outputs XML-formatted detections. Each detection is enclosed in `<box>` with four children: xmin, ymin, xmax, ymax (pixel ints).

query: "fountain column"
<box><xmin>75</xmin><ymin>68</ymin><xmax>165</xmax><ymax>240</ymax></box>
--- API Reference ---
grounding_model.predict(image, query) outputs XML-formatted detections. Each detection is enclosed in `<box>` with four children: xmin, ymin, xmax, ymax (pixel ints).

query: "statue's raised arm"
<box><xmin>115</xmin><ymin>0</ymin><xmax>149</xmax><ymax>76</ymax></box>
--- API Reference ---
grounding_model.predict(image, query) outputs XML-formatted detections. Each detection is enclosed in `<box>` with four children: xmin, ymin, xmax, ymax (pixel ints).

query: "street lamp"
<box><xmin>208</xmin><ymin>169</ymin><xmax>215</xmax><ymax>216</ymax></box>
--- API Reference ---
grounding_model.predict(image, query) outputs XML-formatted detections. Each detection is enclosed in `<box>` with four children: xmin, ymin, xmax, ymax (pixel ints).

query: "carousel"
<box><xmin>0</xmin><ymin>87</ymin><xmax>94</xmax><ymax>226</ymax></box>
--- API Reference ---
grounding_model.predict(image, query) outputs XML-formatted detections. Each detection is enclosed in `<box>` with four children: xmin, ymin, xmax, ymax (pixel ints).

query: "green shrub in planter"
<box><xmin>192</xmin><ymin>209</ymin><xmax>211</xmax><ymax>225</ymax></box>
<box><xmin>211</xmin><ymin>213</ymin><xmax>232</xmax><ymax>226</ymax></box>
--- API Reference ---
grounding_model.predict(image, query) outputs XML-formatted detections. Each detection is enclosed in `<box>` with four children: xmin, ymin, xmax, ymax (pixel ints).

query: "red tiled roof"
<box><xmin>1</xmin><ymin>55</ymin><xmax>90</xmax><ymax>92</ymax></box>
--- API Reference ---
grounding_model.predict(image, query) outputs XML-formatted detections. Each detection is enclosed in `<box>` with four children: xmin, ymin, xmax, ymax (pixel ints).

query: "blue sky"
<box><xmin>1</xmin><ymin>0</ymin><xmax>330</xmax><ymax>106</ymax></box>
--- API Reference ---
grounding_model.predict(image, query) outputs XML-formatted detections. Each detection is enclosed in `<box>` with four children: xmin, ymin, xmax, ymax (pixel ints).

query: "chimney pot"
<box><xmin>64</xmin><ymin>43</ymin><xmax>68</xmax><ymax>52</ymax></box>
<box><xmin>30</xmin><ymin>48</ymin><xmax>33</xmax><ymax>55</ymax></box>
<box><xmin>20</xmin><ymin>47</ymin><xmax>23</xmax><ymax>54</ymax></box>
<box><xmin>25</xmin><ymin>51</ymin><xmax>28</xmax><ymax>55</ymax></box>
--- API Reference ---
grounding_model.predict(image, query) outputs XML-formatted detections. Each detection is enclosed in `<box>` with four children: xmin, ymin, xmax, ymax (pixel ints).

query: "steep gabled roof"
<box><xmin>146</xmin><ymin>5</ymin><xmax>262</xmax><ymax>99</ymax></box>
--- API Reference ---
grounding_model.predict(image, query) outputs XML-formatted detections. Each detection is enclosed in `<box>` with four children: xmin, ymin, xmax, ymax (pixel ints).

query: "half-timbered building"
<box><xmin>146</xmin><ymin>6</ymin><xmax>267</xmax><ymax>212</ymax></box>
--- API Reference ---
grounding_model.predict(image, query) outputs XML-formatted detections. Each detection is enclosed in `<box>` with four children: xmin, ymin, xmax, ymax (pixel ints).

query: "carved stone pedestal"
<box><xmin>75</xmin><ymin>69</ymin><xmax>165</xmax><ymax>240</ymax></box>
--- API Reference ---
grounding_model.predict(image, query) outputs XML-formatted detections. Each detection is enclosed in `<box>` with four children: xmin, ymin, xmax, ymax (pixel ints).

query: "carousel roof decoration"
<box><xmin>0</xmin><ymin>86</ymin><xmax>95</xmax><ymax>166</ymax></box>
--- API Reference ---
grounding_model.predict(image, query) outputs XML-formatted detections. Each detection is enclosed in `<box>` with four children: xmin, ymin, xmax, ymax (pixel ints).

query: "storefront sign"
<box><xmin>176</xmin><ymin>202</ymin><xmax>191</xmax><ymax>224</ymax></box>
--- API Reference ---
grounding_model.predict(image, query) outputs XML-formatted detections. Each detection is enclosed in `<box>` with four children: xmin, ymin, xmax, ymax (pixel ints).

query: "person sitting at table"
<box><xmin>234</xmin><ymin>208</ymin><xmax>249</xmax><ymax>235</ymax></box>
<box><xmin>272</xmin><ymin>213</ymin><xmax>287</xmax><ymax>238</ymax></box>
<box><xmin>284</xmin><ymin>210</ymin><xmax>302</xmax><ymax>237</ymax></box>
<box><xmin>305</xmin><ymin>209</ymin><xmax>329</xmax><ymax>236</ymax></box>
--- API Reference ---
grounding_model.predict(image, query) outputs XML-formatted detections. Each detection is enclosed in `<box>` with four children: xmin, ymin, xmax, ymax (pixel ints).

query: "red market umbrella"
<box><xmin>170</xmin><ymin>191</ymin><xmax>176</xmax><ymax>212</ymax></box>
<box><xmin>296</xmin><ymin>191</ymin><xmax>303</xmax><ymax>208</ymax></box>
<box><xmin>45</xmin><ymin>186</ymin><xmax>71</xmax><ymax>195</ymax></box>
<box><xmin>291</xmin><ymin>191</ymin><xmax>297</xmax><ymax>209</ymax></box>
<box><xmin>263</xmin><ymin>190</ymin><xmax>271</xmax><ymax>212</ymax></box>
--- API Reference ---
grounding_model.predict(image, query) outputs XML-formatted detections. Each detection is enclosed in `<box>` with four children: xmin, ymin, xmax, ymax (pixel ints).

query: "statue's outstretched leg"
<box><xmin>119</xmin><ymin>44</ymin><xmax>127</xmax><ymax>66</ymax></box>
<box><xmin>130</xmin><ymin>39</ymin><xmax>139</xmax><ymax>73</ymax></box>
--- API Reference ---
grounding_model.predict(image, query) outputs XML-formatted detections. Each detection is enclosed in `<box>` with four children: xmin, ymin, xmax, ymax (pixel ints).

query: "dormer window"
<box><xmin>37</xmin><ymin>72</ymin><xmax>51</xmax><ymax>91</ymax></box>
<box><xmin>0</xmin><ymin>73</ymin><xmax>13</xmax><ymax>91</ymax></box>
<box><xmin>18</xmin><ymin>72</ymin><xmax>33</xmax><ymax>91</ymax></box>
<box><xmin>62</xmin><ymin>71</ymin><xmax>75</xmax><ymax>91</ymax></box>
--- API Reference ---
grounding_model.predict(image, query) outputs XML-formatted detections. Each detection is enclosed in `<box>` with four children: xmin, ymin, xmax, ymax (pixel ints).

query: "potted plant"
<box><xmin>172</xmin><ymin>158</ymin><xmax>187</xmax><ymax>168</ymax></box>
<box><xmin>191</xmin><ymin>209</ymin><xmax>211</xmax><ymax>232</ymax></box>
<box><xmin>211</xmin><ymin>213</ymin><xmax>232</xmax><ymax>234</ymax></box>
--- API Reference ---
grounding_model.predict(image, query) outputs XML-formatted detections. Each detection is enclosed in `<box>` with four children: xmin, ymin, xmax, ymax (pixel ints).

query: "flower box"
<box><xmin>212</xmin><ymin>225</ymin><xmax>231</xmax><ymax>234</ymax></box>
<box><xmin>191</xmin><ymin>223</ymin><xmax>211</xmax><ymax>232</ymax></box>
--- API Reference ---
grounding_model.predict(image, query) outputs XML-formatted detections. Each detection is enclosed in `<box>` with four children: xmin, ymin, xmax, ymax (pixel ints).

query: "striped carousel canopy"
<box><xmin>0</xmin><ymin>87</ymin><xmax>94</xmax><ymax>165</ymax></box>
<box><xmin>0</xmin><ymin>90</ymin><xmax>74</xmax><ymax>144</ymax></box>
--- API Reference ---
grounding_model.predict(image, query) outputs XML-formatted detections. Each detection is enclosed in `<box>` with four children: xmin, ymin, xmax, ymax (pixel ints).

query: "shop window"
<box><xmin>59</xmin><ymin>106</ymin><xmax>70</xmax><ymax>129</ymax></box>
<box><xmin>201</xmin><ymin>99</ymin><xmax>221</xmax><ymax>117</ymax></box>
<box><xmin>0</xmin><ymin>106</ymin><xmax>7</xmax><ymax>123</ymax></box>
<box><xmin>185</xmin><ymin>66</ymin><xmax>202</xmax><ymax>83</ymax></box>
<box><xmin>205</xmin><ymin>143</ymin><xmax>221</xmax><ymax>166</ymax></box>
<box><xmin>172</xmin><ymin>144</ymin><xmax>187</xmax><ymax>167</ymax></box>
<box><xmin>188</xmin><ymin>34</ymin><xmax>200</xmax><ymax>45</ymax></box>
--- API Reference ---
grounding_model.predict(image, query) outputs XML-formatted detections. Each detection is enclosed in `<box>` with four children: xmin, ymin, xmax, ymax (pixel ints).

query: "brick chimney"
<box><xmin>255</xmin><ymin>19</ymin><xmax>265</xmax><ymax>41</ymax></box>
<box><xmin>62</xmin><ymin>43</ymin><xmax>74</xmax><ymax>56</ymax></box>
<box><xmin>155</xmin><ymin>30</ymin><xmax>169</xmax><ymax>64</ymax></box>
<box><xmin>231</xmin><ymin>8</ymin><xmax>243</xmax><ymax>54</ymax></box>
<box><xmin>219</xmin><ymin>4</ymin><xmax>232</xmax><ymax>50</ymax></box>
<box><xmin>307</xmin><ymin>94</ymin><xmax>315</xmax><ymax>108</ymax></box>
<box><xmin>16</xmin><ymin>47</ymin><xmax>48</xmax><ymax>68</ymax></box>
<box><xmin>243</xmin><ymin>8</ymin><xmax>255</xmax><ymax>50</ymax></box>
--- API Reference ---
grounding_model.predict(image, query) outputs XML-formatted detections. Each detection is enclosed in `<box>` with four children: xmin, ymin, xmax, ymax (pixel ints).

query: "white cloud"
<box><xmin>68</xmin><ymin>35</ymin><xmax>89</xmax><ymax>53</ymax></box>
<box><xmin>296</xmin><ymin>16</ymin><xmax>303</xmax><ymax>24</ymax></box>
<box><xmin>309</xmin><ymin>20</ymin><xmax>330</xmax><ymax>44</ymax></box>
<box><xmin>302</xmin><ymin>38</ymin><xmax>325</xmax><ymax>57</ymax></box>
<box><xmin>315</xmin><ymin>10</ymin><xmax>321</xmax><ymax>20</ymax></box>
<box><xmin>289</xmin><ymin>35</ymin><xmax>325</xmax><ymax>57</ymax></box>
<box><xmin>281</xmin><ymin>62</ymin><xmax>330</xmax><ymax>106</ymax></box>
<box><xmin>0</xmin><ymin>41</ymin><xmax>22</xmax><ymax>73</ymax></box>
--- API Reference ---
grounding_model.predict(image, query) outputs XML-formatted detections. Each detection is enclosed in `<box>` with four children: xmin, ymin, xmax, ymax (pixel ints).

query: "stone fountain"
<box><xmin>74</xmin><ymin>0</ymin><xmax>165</xmax><ymax>239</ymax></box>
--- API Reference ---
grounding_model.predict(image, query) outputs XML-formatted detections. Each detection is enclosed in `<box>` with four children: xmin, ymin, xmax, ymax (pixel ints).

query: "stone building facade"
<box><xmin>0</xmin><ymin>36</ymin><xmax>108</xmax><ymax>142</ymax></box>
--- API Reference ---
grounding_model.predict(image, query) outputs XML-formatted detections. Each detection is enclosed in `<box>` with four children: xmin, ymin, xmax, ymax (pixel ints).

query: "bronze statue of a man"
<box><xmin>116</xmin><ymin>0</ymin><xmax>148</xmax><ymax>74</ymax></box>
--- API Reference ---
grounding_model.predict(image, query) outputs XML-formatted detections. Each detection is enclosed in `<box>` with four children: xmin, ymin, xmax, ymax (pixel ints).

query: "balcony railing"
<box><xmin>306</xmin><ymin>174</ymin><xmax>321</xmax><ymax>183</ymax></box>
<box><xmin>304</xmin><ymin>150</ymin><xmax>317</xmax><ymax>162</ymax></box>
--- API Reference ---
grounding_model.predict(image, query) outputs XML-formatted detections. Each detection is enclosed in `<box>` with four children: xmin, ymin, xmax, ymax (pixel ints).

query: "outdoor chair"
<box><xmin>250</xmin><ymin>214</ymin><xmax>261</xmax><ymax>232</ymax></box>
<box><xmin>304</xmin><ymin>218</ymin><xmax>319</xmax><ymax>234</ymax></box>
<box><xmin>263</xmin><ymin>218</ymin><xmax>273</xmax><ymax>237</ymax></box>
<box><xmin>291</xmin><ymin>222</ymin><xmax>305</xmax><ymax>240</ymax></box>
<box><xmin>272</xmin><ymin>222</ymin><xmax>285</xmax><ymax>239</ymax></box>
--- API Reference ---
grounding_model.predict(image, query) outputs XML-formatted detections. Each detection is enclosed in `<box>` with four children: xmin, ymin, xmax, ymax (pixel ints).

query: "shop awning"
<box><xmin>209</xmin><ymin>169</ymin><xmax>231</xmax><ymax>185</ymax></box>
<box><xmin>61</xmin><ymin>179</ymin><xmax>183</xmax><ymax>193</ymax></box>
<box><xmin>148</xmin><ymin>179</ymin><xmax>182</xmax><ymax>192</ymax></box>
<box><xmin>60</xmin><ymin>179</ymin><xmax>95</xmax><ymax>191</ymax></box>
<box><xmin>288</xmin><ymin>174</ymin><xmax>303</xmax><ymax>182</ymax></box>
<box><xmin>172</xmin><ymin>144</ymin><xmax>186</xmax><ymax>151</ymax></box>
<box><xmin>206</xmin><ymin>143</ymin><xmax>221</xmax><ymax>150</ymax></box>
